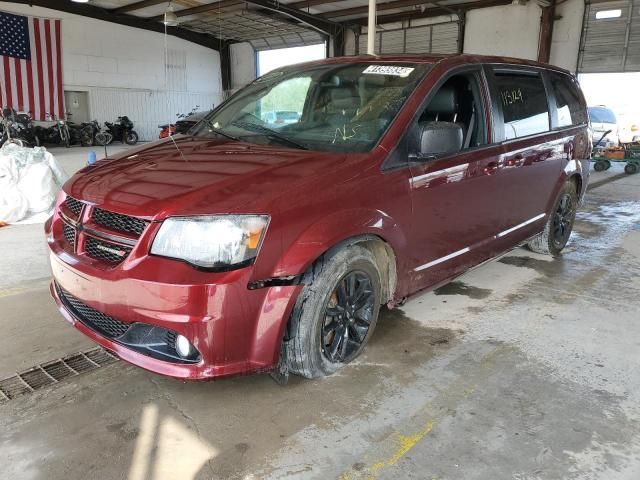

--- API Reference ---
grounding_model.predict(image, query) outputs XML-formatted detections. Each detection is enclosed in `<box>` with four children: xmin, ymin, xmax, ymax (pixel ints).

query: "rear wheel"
<box><xmin>80</xmin><ymin>126</ymin><xmax>94</xmax><ymax>147</ymax></box>
<box><xmin>527</xmin><ymin>181</ymin><xmax>578</xmax><ymax>256</ymax></box>
<box><xmin>125</xmin><ymin>131</ymin><xmax>139</xmax><ymax>145</ymax></box>
<box><xmin>286</xmin><ymin>245</ymin><xmax>382</xmax><ymax>378</ymax></box>
<box><xmin>593</xmin><ymin>160</ymin><xmax>607</xmax><ymax>172</ymax></box>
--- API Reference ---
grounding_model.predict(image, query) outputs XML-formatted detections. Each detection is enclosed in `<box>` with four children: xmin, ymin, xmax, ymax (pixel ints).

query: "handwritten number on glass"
<box><xmin>501</xmin><ymin>88</ymin><xmax>524</xmax><ymax>107</ymax></box>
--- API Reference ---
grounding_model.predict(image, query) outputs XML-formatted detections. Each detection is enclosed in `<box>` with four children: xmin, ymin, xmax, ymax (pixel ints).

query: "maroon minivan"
<box><xmin>46</xmin><ymin>54</ymin><xmax>591</xmax><ymax>381</ymax></box>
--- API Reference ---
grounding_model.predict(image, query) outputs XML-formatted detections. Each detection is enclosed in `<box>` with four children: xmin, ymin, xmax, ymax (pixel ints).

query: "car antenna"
<box><xmin>163</xmin><ymin>2</ymin><xmax>186</xmax><ymax>162</ymax></box>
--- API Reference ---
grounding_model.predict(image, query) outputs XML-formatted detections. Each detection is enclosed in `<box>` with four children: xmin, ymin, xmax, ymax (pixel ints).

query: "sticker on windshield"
<box><xmin>363</xmin><ymin>65</ymin><xmax>415</xmax><ymax>77</ymax></box>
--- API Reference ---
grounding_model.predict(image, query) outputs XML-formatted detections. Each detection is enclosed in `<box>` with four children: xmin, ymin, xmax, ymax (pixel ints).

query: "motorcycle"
<box><xmin>82</xmin><ymin>120</ymin><xmax>111</xmax><ymax>146</ymax></box>
<box><xmin>158</xmin><ymin>122</ymin><xmax>176</xmax><ymax>139</ymax></box>
<box><xmin>105</xmin><ymin>116</ymin><xmax>138</xmax><ymax>145</ymax></box>
<box><xmin>35</xmin><ymin>113</ymin><xmax>71</xmax><ymax>148</ymax></box>
<box><xmin>158</xmin><ymin>106</ymin><xmax>202</xmax><ymax>138</ymax></box>
<box><xmin>64</xmin><ymin>113</ymin><xmax>94</xmax><ymax>147</ymax></box>
<box><xmin>0</xmin><ymin>108</ymin><xmax>41</xmax><ymax>147</ymax></box>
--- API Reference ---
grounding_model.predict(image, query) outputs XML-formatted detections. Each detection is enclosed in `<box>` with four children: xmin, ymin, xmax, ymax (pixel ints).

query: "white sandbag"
<box><xmin>18</xmin><ymin>161</ymin><xmax>57</xmax><ymax>213</ymax></box>
<box><xmin>0</xmin><ymin>142</ymin><xmax>68</xmax><ymax>224</ymax></box>
<box><xmin>0</xmin><ymin>185</ymin><xmax>29</xmax><ymax>223</ymax></box>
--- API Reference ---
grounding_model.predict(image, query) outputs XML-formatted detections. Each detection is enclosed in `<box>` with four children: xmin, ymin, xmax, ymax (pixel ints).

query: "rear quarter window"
<box><xmin>494</xmin><ymin>71</ymin><xmax>550</xmax><ymax>140</ymax></box>
<box><xmin>588</xmin><ymin>106</ymin><xmax>617</xmax><ymax>124</ymax></box>
<box><xmin>550</xmin><ymin>72</ymin><xmax>587</xmax><ymax>127</ymax></box>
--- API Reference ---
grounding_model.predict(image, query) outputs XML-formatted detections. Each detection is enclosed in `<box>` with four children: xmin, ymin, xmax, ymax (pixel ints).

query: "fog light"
<box><xmin>175</xmin><ymin>334</ymin><xmax>194</xmax><ymax>358</ymax></box>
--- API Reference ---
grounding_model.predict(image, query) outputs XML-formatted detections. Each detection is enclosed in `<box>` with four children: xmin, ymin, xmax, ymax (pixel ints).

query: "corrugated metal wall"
<box><xmin>88</xmin><ymin>88</ymin><xmax>220</xmax><ymax>141</ymax></box>
<box><xmin>578</xmin><ymin>0</ymin><xmax>640</xmax><ymax>72</ymax></box>
<box><xmin>350</xmin><ymin>20</ymin><xmax>460</xmax><ymax>55</ymax></box>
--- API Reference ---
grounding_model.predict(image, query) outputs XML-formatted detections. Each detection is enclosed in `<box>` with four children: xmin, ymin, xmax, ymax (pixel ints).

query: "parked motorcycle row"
<box><xmin>0</xmin><ymin>109</ymin><xmax>139</xmax><ymax>148</ymax></box>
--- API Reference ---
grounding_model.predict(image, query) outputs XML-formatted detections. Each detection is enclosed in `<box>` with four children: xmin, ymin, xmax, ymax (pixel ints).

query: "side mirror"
<box><xmin>410</xmin><ymin>121</ymin><xmax>463</xmax><ymax>161</ymax></box>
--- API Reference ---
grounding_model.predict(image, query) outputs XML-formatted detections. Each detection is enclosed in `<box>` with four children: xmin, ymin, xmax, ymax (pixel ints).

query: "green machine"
<box><xmin>592</xmin><ymin>130</ymin><xmax>640</xmax><ymax>174</ymax></box>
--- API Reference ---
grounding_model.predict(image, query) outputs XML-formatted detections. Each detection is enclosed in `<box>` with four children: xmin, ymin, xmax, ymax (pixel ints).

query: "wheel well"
<box><xmin>305</xmin><ymin>235</ymin><xmax>397</xmax><ymax>304</ymax></box>
<box><xmin>283</xmin><ymin>235</ymin><xmax>397</xmax><ymax>344</ymax></box>
<box><xmin>569</xmin><ymin>174</ymin><xmax>582</xmax><ymax>196</ymax></box>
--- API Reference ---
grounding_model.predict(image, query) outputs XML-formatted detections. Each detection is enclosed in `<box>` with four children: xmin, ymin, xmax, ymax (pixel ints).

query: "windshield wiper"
<box><xmin>231</xmin><ymin>120</ymin><xmax>309</xmax><ymax>150</ymax></box>
<box><xmin>206</xmin><ymin>122</ymin><xmax>242</xmax><ymax>142</ymax></box>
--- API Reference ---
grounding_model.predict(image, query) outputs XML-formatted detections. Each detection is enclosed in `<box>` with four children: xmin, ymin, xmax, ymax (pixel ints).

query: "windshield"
<box><xmin>192</xmin><ymin>62</ymin><xmax>430</xmax><ymax>152</ymax></box>
<box><xmin>588</xmin><ymin>106</ymin><xmax>617</xmax><ymax>124</ymax></box>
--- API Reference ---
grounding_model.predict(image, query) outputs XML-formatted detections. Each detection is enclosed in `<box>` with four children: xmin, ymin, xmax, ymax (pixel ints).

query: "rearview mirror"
<box><xmin>411</xmin><ymin>121</ymin><xmax>463</xmax><ymax>160</ymax></box>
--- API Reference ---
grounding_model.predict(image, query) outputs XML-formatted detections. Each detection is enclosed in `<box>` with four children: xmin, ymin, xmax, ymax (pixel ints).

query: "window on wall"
<box><xmin>549</xmin><ymin>73</ymin><xmax>587</xmax><ymax>128</ymax></box>
<box><xmin>257</xmin><ymin>44</ymin><xmax>326</xmax><ymax>76</ymax></box>
<box><xmin>494</xmin><ymin>71</ymin><xmax>550</xmax><ymax>140</ymax></box>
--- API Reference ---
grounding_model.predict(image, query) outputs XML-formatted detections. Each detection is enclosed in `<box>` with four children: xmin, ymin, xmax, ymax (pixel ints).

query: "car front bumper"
<box><xmin>47</xmin><ymin>227</ymin><xmax>302</xmax><ymax>380</ymax></box>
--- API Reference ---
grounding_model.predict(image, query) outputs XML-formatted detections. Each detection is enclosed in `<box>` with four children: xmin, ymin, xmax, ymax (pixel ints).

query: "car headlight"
<box><xmin>150</xmin><ymin>215</ymin><xmax>269</xmax><ymax>270</ymax></box>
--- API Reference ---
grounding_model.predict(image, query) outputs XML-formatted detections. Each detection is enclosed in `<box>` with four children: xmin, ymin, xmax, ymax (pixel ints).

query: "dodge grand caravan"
<box><xmin>46</xmin><ymin>55</ymin><xmax>591</xmax><ymax>381</ymax></box>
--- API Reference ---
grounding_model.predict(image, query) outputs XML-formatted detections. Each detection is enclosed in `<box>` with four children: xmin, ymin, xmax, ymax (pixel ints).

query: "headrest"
<box><xmin>417</xmin><ymin>121</ymin><xmax>463</xmax><ymax>156</ymax></box>
<box><xmin>426</xmin><ymin>87</ymin><xmax>458</xmax><ymax>115</ymax></box>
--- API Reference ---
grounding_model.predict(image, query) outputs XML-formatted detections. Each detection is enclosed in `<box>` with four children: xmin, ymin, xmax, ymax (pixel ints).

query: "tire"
<box><xmin>624</xmin><ymin>163</ymin><xmax>638</xmax><ymax>175</ymax></box>
<box><xmin>80</xmin><ymin>127</ymin><xmax>94</xmax><ymax>147</ymax></box>
<box><xmin>593</xmin><ymin>161</ymin><xmax>607</xmax><ymax>172</ymax></box>
<box><xmin>528</xmin><ymin>181</ymin><xmax>578</xmax><ymax>256</ymax></box>
<box><xmin>604</xmin><ymin>160</ymin><xmax>612</xmax><ymax>170</ymax></box>
<box><xmin>62</xmin><ymin>126</ymin><xmax>71</xmax><ymax>148</ymax></box>
<box><xmin>125</xmin><ymin>131</ymin><xmax>138</xmax><ymax>145</ymax></box>
<box><xmin>286</xmin><ymin>245</ymin><xmax>382</xmax><ymax>379</ymax></box>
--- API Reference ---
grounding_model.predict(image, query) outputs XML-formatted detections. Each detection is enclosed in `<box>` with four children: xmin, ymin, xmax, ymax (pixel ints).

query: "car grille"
<box><xmin>57</xmin><ymin>285</ymin><xmax>131</xmax><ymax>339</ymax></box>
<box><xmin>92</xmin><ymin>207</ymin><xmax>149</xmax><ymax>236</ymax></box>
<box><xmin>63</xmin><ymin>223</ymin><xmax>76</xmax><ymax>247</ymax></box>
<box><xmin>59</xmin><ymin>197</ymin><xmax>148</xmax><ymax>265</ymax></box>
<box><xmin>85</xmin><ymin>236</ymin><xmax>132</xmax><ymax>264</ymax></box>
<box><xmin>65</xmin><ymin>196</ymin><xmax>83</xmax><ymax>217</ymax></box>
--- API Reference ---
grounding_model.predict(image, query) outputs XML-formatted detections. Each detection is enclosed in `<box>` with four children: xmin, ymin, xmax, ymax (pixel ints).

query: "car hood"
<box><xmin>65</xmin><ymin>137</ymin><xmax>348</xmax><ymax>219</ymax></box>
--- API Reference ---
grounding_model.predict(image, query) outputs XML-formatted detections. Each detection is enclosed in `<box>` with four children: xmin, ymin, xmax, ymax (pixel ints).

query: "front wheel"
<box><xmin>624</xmin><ymin>163</ymin><xmax>638</xmax><ymax>174</ymax></box>
<box><xmin>286</xmin><ymin>245</ymin><xmax>382</xmax><ymax>378</ymax></box>
<box><xmin>125</xmin><ymin>130</ymin><xmax>138</xmax><ymax>145</ymax></box>
<box><xmin>527</xmin><ymin>181</ymin><xmax>578</xmax><ymax>256</ymax></box>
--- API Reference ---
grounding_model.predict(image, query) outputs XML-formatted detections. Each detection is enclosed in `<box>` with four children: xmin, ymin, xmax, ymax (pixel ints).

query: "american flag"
<box><xmin>0</xmin><ymin>11</ymin><xmax>64</xmax><ymax>121</ymax></box>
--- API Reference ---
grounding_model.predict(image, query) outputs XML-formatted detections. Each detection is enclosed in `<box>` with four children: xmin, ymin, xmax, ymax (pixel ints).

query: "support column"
<box><xmin>538</xmin><ymin>0</ymin><xmax>556</xmax><ymax>64</ymax></box>
<box><xmin>220</xmin><ymin>42</ymin><xmax>232</xmax><ymax>92</ymax></box>
<box><xmin>367</xmin><ymin>0</ymin><xmax>376</xmax><ymax>55</ymax></box>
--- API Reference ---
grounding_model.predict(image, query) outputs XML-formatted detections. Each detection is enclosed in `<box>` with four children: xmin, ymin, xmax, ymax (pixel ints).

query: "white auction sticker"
<box><xmin>363</xmin><ymin>65</ymin><xmax>415</xmax><ymax>77</ymax></box>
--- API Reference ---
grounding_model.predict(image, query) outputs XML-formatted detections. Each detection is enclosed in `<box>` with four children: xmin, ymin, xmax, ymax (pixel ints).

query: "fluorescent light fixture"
<box><xmin>71</xmin><ymin>0</ymin><xmax>90</xmax><ymax>3</ymax></box>
<box><xmin>596</xmin><ymin>9</ymin><xmax>622</xmax><ymax>19</ymax></box>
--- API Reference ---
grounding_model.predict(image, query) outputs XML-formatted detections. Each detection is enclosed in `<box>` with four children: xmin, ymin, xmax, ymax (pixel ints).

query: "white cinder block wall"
<box><xmin>0</xmin><ymin>2</ymin><xmax>223</xmax><ymax>141</ymax></box>
<box><xmin>464</xmin><ymin>0</ymin><xmax>584</xmax><ymax>72</ymax></box>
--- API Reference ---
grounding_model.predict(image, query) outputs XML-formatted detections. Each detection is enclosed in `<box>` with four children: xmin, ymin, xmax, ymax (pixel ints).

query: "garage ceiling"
<box><xmin>10</xmin><ymin>0</ymin><xmax>514</xmax><ymax>50</ymax></box>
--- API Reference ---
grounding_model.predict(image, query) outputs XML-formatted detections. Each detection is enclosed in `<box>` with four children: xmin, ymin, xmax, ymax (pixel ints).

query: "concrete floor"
<box><xmin>1</xmin><ymin>153</ymin><xmax>639</xmax><ymax>480</ymax></box>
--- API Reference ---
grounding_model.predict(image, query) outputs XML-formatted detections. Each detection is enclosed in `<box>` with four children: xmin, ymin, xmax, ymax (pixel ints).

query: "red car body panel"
<box><xmin>47</xmin><ymin>54</ymin><xmax>591</xmax><ymax>379</ymax></box>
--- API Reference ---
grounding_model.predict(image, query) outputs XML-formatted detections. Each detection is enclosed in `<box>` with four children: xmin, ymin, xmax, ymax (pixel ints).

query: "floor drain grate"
<box><xmin>0</xmin><ymin>347</ymin><xmax>118</xmax><ymax>403</ymax></box>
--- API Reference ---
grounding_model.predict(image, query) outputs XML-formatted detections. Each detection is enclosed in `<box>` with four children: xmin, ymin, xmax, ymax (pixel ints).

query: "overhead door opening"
<box><xmin>257</xmin><ymin>43</ymin><xmax>326</xmax><ymax>76</ymax></box>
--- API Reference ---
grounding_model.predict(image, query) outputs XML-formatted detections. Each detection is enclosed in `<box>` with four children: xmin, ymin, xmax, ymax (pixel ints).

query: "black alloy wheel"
<box><xmin>320</xmin><ymin>270</ymin><xmax>375</xmax><ymax>363</ymax></box>
<box><xmin>551</xmin><ymin>192</ymin><xmax>576</xmax><ymax>250</ymax></box>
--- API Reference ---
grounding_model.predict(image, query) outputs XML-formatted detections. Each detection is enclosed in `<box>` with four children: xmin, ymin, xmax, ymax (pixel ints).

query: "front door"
<box><xmin>64</xmin><ymin>91</ymin><xmax>89</xmax><ymax>123</ymax></box>
<box><xmin>407</xmin><ymin>69</ymin><xmax>506</xmax><ymax>292</ymax></box>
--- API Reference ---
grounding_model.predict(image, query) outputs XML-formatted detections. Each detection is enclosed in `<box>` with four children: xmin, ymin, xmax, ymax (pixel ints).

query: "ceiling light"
<box><xmin>163</xmin><ymin>4</ymin><xmax>180</xmax><ymax>27</ymax></box>
<box><xmin>70</xmin><ymin>0</ymin><xmax>90</xmax><ymax>3</ymax></box>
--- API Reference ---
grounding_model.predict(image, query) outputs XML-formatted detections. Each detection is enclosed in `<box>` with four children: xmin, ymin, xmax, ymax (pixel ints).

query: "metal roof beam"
<box><xmin>288</xmin><ymin>0</ymin><xmax>350</xmax><ymax>9</ymax></box>
<box><xmin>148</xmin><ymin>1</ymin><xmax>242</xmax><ymax>21</ymax></box>
<box><xmin>112</xmin><ymin>0</ymin><xmax>168</xmax><ymax>14</ymax></box>
<box><xmin>349</xmin><ymin>0</ymin><xmax>513</xmax><ymax>24</ymax></box>
<box><xmin>243</xmin><ymin>0</ymin><xmax>342</xmax><ymax>35</ymax></box>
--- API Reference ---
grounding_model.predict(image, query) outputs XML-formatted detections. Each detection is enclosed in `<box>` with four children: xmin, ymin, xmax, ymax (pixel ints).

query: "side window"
<box><xmin>550</xmin><ymin>72</ymin><xmax>587</xmax><ymax>127</ymax></box>
<box><xmin>414</xmin><ymin>72</ymin><xmax>487</xmax><ymax>157</ymax></box>
<box><xmin>494</xmin><ymin>71</ymin><xmax>549</xmax><ymax>140</ymax></box>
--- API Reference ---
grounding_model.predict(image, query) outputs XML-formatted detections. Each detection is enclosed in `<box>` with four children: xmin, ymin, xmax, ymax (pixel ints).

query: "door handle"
<box><xmin>483</xmin><ymin>161</ymin><xmax>499</xmax><ymax>174</ymax></box>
